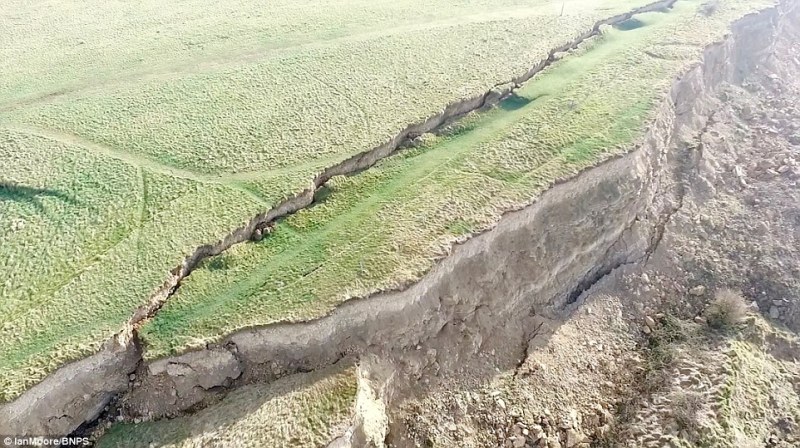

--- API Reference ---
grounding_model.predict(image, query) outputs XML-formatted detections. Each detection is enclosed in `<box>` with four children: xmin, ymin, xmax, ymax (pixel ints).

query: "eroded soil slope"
<box><xmin>391</xmin><ymin>15</ymin><xmax>800</xmax><ymax>448</ymax></box>
<box><xmin>88</xmin><ymin>1</ymin><xmax>800</xmax><ymax>446</ymax></box>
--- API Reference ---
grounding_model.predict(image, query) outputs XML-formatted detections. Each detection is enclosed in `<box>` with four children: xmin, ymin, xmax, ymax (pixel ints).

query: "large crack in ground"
<box><xmin>125</xmin><ymin>0</ymin><xmax>680</xmax><ymax>333</ymax></box>
<box><xmin>564</xmin><ymin>112</ymin><xmax>719</xmax><ymax>308</ymax></box>
<box><xmin>316</xmin><ymin>5</ymin><xmax>799</xmax><ymax>445</ymax></box>
<box><xmin>3</xmin><ymin>0</ymin><xmax>795</xmax><ymax>441</ymax></box>
<box><xmin>122</xmin><ymin>0</ymin><xmax>784</xmax><ymax>419</ymax></box>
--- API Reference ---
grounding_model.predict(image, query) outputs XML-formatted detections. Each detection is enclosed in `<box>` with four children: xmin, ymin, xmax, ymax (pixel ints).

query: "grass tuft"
<box><xmin>704</xmin><ymin>289</ymin><xmax>747</xmax><ymax>332</ymax></box>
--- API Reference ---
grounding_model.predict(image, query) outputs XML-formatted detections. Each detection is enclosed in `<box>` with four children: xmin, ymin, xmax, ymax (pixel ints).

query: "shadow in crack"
<box><xmin>498</xmin><ymin>92</ymin><xmax>534</xmax><ymax>112</ymax></box>
<box><xmin>94</xmin><ymin>364</ymin><xmax>356</xmax><ymax>448</ymax></box>
<box><xmin>614</xmin><ymin>17</ymin><xmax>647</xmax><ymax>31</ymax></box>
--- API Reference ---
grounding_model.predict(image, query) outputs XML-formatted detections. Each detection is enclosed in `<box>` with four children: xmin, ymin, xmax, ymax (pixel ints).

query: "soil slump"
<box><xmin>1</xmin><ymin>0</ymin><xmax>795</xmax><ymax>441</ymax></box>
<box><xmin>118</xmin><ymin>0</ymin><xmax>794</xmax><ymax>428</ymax></box>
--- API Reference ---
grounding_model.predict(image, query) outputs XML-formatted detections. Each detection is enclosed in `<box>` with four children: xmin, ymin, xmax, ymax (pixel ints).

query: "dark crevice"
<box><xmin>21</xmin><ymin>0</ymin><xmax>793</xmax><ymax>440</ymax></box>
<box><xmin>122</xmin><ymin>0</ymin><xmax>682</xmax><ymax>337</ymax></box>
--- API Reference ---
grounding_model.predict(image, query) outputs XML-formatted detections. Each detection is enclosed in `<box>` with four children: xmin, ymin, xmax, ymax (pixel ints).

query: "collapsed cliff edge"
<box><xmin>1</xmin><ymin>0</ymin><xmax>798</xmax><ymax>442</ymax></box>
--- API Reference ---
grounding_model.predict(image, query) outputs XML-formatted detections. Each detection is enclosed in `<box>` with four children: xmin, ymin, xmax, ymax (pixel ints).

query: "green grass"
<box><xmin>665</xmin><ymin>322</ymin><xmax>800</xmax><ymax>447</ymax></box>
<box><xmin>2</xmin><ymin>0</ymin><xmax>653</xmax><ymax>177</ymax></box>
<box><xmin>0</xmin><ymin>0</ymin><xmax>774</xmax><ymax>400</ymax></box>
<box><xmin>141</xmin><ymin>0</ymin><xmax>774</xmax><ymax>357</ymax></box>
<box><xmin>0</xmin><ymin>0</ymin><xmax>665</xmax><ymax>400</ymax></box>
<box><xmin>0</xmin><ymin>129</ymin><xmax>265</xmax><ymax>400</ymax></box>
<box><xmin>714</xmin><ymin>339</ymin><xmax>800</xmax><ymax>444</ymax></box>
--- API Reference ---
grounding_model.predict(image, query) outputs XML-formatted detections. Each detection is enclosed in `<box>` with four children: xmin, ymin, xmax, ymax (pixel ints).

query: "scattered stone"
<box><xmin>513</xmin><ymin>435</ymin><xmax>527</xmax><ymax>448</ymax></box>
<box><xmin>643</xmin><ymin>325</ymin><xmax>652</xmax><ymax>335</ymax></box>
<box><xmin>583</xmin><ymin>412</ymin><xmax>600</xmax><ymax>429</ymax></box>
<box><xmin>689</xmin><ymin>285</ymin><xmax>707</xmax><ymax>296</ymax></box>
<box><xmin>565</xmin><ymin>429</ymin><xmax>585</xmax><ymax>447</ymax></box>
<box><xmin>694</xmin><ymin>316</ymin><xmax>707</xmax><ymax>325</ymax></box>
<box><xmin>734</xmin><ymin>165</ymin><xmax>749</xmax><ymax>187</ymax></box>
<box><xmin>568</xmin><ymin>409</ymin><xmax>579</xmax><ymax>426</ymax></box>
<box><xmin>770</xmin><ymin>306</ymin><xmax>781</xmax><ymax>319</ymax></box>
<box><xmin>644</xmin><ymin>315</ymin><xmax>656</xmax><ymax>329</ymax></box>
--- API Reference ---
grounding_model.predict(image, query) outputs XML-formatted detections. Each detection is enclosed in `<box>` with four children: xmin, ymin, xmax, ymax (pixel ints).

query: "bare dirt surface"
<box><xmin>5</xmin><ymin>1</ymin><xmax>798</xmax><ymax>446</ymax></box>
<box><xmin>385</xmin><ymin>13</ymin><xmax>800</xmax><ymax>448</ymax></box>
<box><xmin>0</xmin><ymin>2</ymin><xmax>684</xmax><ymax>437</ymax></box>
<box><xmin>74</xmin><ymin>2</ymin><xmax>800</xmax><ymax>446</ymax></box>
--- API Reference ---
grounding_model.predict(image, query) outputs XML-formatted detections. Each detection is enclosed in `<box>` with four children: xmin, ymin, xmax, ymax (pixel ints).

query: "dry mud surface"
<box><xmin>2</xmin><ymin>0</ymin><xmax>800</xmax><ymax>445</ymax></box>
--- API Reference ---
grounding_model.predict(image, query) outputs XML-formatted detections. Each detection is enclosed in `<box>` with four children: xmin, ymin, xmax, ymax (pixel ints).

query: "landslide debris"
<box><xmin>387</xmin><ymin>18</ymin><xmax>800</xmax><ymax>447</ymax></box>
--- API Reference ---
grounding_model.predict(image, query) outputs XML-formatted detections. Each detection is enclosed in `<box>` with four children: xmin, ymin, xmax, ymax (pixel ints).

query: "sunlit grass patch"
<box><xmin>142</xmin><ymin>0</ymin><xmax>774</xmax><ymax>357</ymax></box>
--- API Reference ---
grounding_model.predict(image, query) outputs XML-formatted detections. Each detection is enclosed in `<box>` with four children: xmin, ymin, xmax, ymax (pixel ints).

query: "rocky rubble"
<box><xmin>386</xmin><ymin>6</ymin><xmax>800</xmax><ymax>446</ymax></box>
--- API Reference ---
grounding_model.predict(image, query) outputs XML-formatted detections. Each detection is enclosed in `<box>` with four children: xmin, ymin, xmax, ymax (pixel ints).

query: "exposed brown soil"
<box><xmin>84</xmin><ymin>2</ymin><xmax>800</xmax><ymax>446</ymax></box>
<box><xmin>3</xmin><ymin>1</ymin><xmax>799</xmax><ymax>446</ymax></box>
<box><xmin>0</xmin><ymin>0</ymin><xmax>684</xmax><ymax>438</ymax></box>
<box><xmin>385</xmin><ymin>10</ymin><xmax>800</xmax><ymax>447</ymax></box>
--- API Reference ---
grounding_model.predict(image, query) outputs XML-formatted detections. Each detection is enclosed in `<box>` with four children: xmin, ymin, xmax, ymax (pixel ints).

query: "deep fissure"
<box><xmin>126</xmin><ymin>0</ymin><xmax>680</xmax><ymax>333</ymax></box>
<box><xmin>3</xmin><ymin>0</ymin><xmax>794</xmax><ymax>441</ymax></box>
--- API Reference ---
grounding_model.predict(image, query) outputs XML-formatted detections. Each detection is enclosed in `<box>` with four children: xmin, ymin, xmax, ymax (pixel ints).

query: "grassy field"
<box><xmin>0</xmin><ymin>129</ymin><xmax>264</xmax><ymax>399</ymax></box>
<box><xmin>140</xmin><ymin>0</ymin><xmax>774</xmax><ymax>357</ymax></box>
<box><xmin>0</xmin><ymin>0</ymin><xmax>666</xmax><ymax>400</ymax></box>
<box><xmin>2</xmin><ymin>0</ymin><xmax>654</xmax><ymax>177</ymax></box>
<box><xmin>96</xmin><ymin>367</ymin><xmax>357</xmax><ymax>447</ymax></box>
